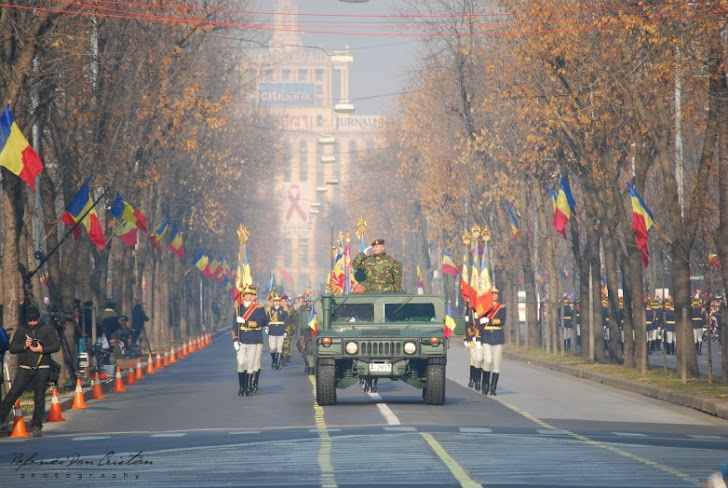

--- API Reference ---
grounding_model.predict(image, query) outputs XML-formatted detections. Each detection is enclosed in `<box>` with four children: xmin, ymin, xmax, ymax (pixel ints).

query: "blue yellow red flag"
<box><xmin>627</xmin><ymin>183</ymin><xmax>654</xmax><ymax>267</ymax></box>
<box><xmin>61</xmin><ymin>175</ymin><xmax>105</xmax><ymax>250</ymax></box>
<box><xmin>0</xmin><ymin>105</ymin><xmax>43</xmax><ymax>189</ymax></box>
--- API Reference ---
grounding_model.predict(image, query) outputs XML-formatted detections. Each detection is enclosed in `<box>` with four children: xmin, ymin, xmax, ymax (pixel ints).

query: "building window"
<box><xmin>282</xmin><ymin>69</ymin><xmax>291</xmax><ymax>81</ymax></box>
<box><xmin>264</xmin><ymin>69</ymin><xmax>274</xmax><ymax>81</ymax></box>
<box><xmin>299</xmin><ymin>140</ymin><xmax>308</xmax><ymax>182</ymax></box>
<box><xmin>315</xmin><ymin>69</ymin><xmax>325</xmax><ymax>81</ymax></box>
<box><xmin>349</xmin><ymin>141</ymin><xmax>358</xmax><ymax>165</ymax></box>
<box><xmin>298</xmin><ymin>69</ymin><xmax>308</xmax><ymax>80</ymax></box>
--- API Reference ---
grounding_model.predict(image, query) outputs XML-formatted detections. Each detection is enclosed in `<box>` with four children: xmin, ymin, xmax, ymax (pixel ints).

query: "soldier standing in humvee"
<box><xmin>353</xmin><ymin>239</ymin><xmax>403</xmax><ymax>292</ymax></box>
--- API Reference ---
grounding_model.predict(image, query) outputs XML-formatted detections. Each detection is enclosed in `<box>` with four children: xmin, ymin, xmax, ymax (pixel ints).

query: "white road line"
<box><xmin>228</xmin><ymin>431</ymin><xmax>262</xmax><ymax>435</ymax></box>
<box><xmin>371</xmin><ymin>395</ymin><xmax>401</xmax><ymax>425</ymax></box>
<box><xmin>72</xmin><ymin>436</ymin><xmax>111</xmax><ymax>441</ymax></box>
<box><xmin>459</xmin><ymin>427</ymin><xmax>493</xmax><ymax>433</ymax></box>
<box><xmin>613</xmin><ymin>432</ymin><xmax>648</xmax><ymax>437</ymax></box>
<box><xmin>383</xmin><ymin>426</ymin><xmax>417</xmax><ymax>432</ymax></box>
<box><xmin>150</xmin><ymin>433</ymin><xmax>187</xmax><ymax>438</ymax></box>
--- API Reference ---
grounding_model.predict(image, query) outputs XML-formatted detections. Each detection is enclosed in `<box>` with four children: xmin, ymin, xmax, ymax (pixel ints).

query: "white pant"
<box><xmin>236</xmin><ymin>343</ymin><xmax>264</xmax><ymax>373</ymax></box>
<box><xmin>482</xmin><ymin>343</ymin><xmax>503</xmax><ymax>373</ymax></box>
<box><xmin>693</xmin><ymin>329</ymin><xmax>703</xmax><ymax>343</ymax></box>
<box><xmin>665</xmin><ymin>331</ymin><xmax>675</xmax><ymax>343</ymax></box>
<box><xmin>469</xmin><ymin>341</ymin><xmax>483</xmax><ymax>367</ymax></box>
<box><xmin>563</xmin><ymin>328</ymin><xmax>572</xmax><ymax>340</ymax></box>
<box><xmin>269</xmin><ymin>335</ymin><xmax>285</xmax><ymax>353</ymax></box>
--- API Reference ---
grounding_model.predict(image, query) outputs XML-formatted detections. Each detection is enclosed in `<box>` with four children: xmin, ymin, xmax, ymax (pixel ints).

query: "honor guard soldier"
<box><xmin>664</xmin><ymin>298</ymin><xmax>676</xmax><ymax>355</ymax></box>
<box><xmin>464</xmin><ymin>305</ymin><xmax>482</xmax><ymax>390</ymax></box>
<box><xmin>561</xmin><ymin>296</ymin><xmax>574</xmax><ymax>351</ymax></box>
<box><xmin>267</xmin><ymin>293</ymin><xmax>289</xmax><ymax>369</ymax></box>
<box><xmin>691</xmin><ymin>297</ymin><xmax>705</xmax><ymax>355</ymax></box>
<box><xmin>646</xmin><ymin>299</ymin><xmax>658</xmax><ymax>354</ymax></box>
<box><xmin>477</xmin><ymin>288</ymin><xmax>506</xmax><ymax>395</ymax></box>
<box><xmin>353</xmin><ymin>239</ymin><xmax>403</xmax><ymax>292</ymax></box>
<box><xmin>574</xmin><ymin>298</ymin><xmax>582</xmax><ymax>350</ymax></box>
<box><xmin>232</xmin><ymin>285</ymin><xmax>268</xmax><ymax>396</ymax></box>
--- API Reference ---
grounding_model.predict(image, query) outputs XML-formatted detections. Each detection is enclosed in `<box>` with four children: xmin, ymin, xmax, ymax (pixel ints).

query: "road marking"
<box><xmin>309</xmin><ymin>375</ymin><xmax>337</xmax><ymax>488</ymax></box>
<box><xmin>536</xmin><ymin>429</ymin><xmax>569</xmax><ymax>435</ymax></box>
<box><xmin>688</xmin><ymin>435</ymin><xmax>724</xmax><ymax>440</ymax></box>
<box><xmin>228</xmin><ymin>431</ymin><xmax>262</xmax><ymax>435</ymax></box>
<box><xmin>612</xmin><ymin>432</ymin><xmax>647</xmax><ymax>437</ymax></box>
<box><xmin>383</xmin><ymin>426</ymin><xmax>416</xmax><ymax>432</ymax></box>
<box><xmin>372</xmin><ymin>396</ymin><xmax>401</xmax><ymax>425</ymax></box>
<box><xmin>459</xmin><ymin>427</ymin><xmax>493</xmax><ymax>433</ymax></box>
<box><xmin>150</xmin><ymin>433</ymin><xmax>187</xmax><ymax>438</ymax></box>
<box><xmin>72</xmin><ymin>436</ymin><xmax>110</xmax><ymax>441</ymax></box>
<box><xmin>420</xmin><ymin>432</ymin><xmax>483</xmax><ymax>488</ymax></box>
<box><xmin>496</xmin><ymin>397</ymin><xmax>702</xmax><ymax>487</ymax></box>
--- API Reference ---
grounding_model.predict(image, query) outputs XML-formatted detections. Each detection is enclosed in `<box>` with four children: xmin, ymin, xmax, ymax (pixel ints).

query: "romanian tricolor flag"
<box><xmin>308</xmin><ymin>304</ymin><xmax>318</xmax><ymax>338</ymax></box>
<box><xmin>0</xmin><ymin>105</ymin><xmax>43</xmax><ymax>189</ymax></box>
<box><xmin>553</xmin><ymin>176</ymin><xmax>576</xmax><ymax>240</ymax></box>
<box><xmin>474</xmin><ymin>242</ymin><xmax>493</xmax><ymax>317</ymax></box>
<box><xmin>507</xmin><ymin>204</ymin><xmax>521</xmax><ymax>239</ymax></box>
<box><xmin>149</xmin><ymin>219</ymin><xmax>169</xmax><ymax>250</ymax></box>
<box><xmin>115</xmin><ymin>219</ymin><xmax>138</xmax><ymax>247</ymax></box>
<box><xmin>61</xmin><ymin>175</ymin><xmax>105</xmax><ymax>250</ymax></box>
<box><xmin>193</xmin><ymin>251</ymin><xmax>210</xmax><ymax>276</ymax></box>
<box><xmin>444</xmin><ymin>304</ymin><xmax>457</xmax><ymax>339</ymax></box>
<box><xmin>168</xmin><ymin>223</ymin><xmax>184</xmax><ymax>259</ymax></box>
<box><xmin>460</xmin><ymin>252</ymin><xmax>472</xmax><ymax>303</ymax></box>
<box><xmin>627</xmin><ymin>183</ymin><xmax>654</xmax><ymax>268</ymax></box>
<box><xmin>442</xmin><ymin>251</ymin><xmax>459</xmax><ymax>277</ymax></box>
<box><xmin>110</xmin><ymin>192</ymin><xmax>148</xmax><ymax>232</ymax></box>
<box><xmin>331</xmin><ymin>251</ymin><xmax>345</xmax><ymax>294</ymax></box>
<box><xmin>209</xmin><ymin>257</ymin><xmax>221</xmax><ymax>280</ymax></box>
<box><xmin>343</xmin><ymin>240</ymin><xmax>352</xmax><ymax>295</ymax></box>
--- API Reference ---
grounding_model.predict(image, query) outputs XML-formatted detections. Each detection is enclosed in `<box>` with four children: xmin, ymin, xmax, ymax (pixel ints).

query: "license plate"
<box><xmin>369</xmin><ymin>363</ymin><xmax>391</xmax><ymax>373</ymax></box>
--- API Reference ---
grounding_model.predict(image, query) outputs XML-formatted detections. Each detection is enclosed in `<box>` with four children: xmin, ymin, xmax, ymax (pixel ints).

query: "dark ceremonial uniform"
<box><xmin>232</xmin><ymin>301</ymin><xmax>268</xmax><ymax>395</ymax></box>
<box><xmin>477</xmin><ymin>298</ymin><xmax>506</xmax><ymax>396</ymax></box>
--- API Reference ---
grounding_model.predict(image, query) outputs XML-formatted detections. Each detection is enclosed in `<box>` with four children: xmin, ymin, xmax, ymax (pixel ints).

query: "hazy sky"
<box><xmin>260</xmin><ymin>1</ymin><xmax>421</xmax><ymax>115</ymax></box>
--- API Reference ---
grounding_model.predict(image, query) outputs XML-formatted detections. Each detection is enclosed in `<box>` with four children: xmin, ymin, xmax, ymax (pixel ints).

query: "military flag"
<box><xmin>193</xmin><ymin>251</ymin><xmax>210</xmax><ymax>276</ymax></box>
<box><xmin>61</xmin><ymin>175</ymin><xmax>106</xmax><ymax>250</ymax></box>
<box><xmin>110</xmin><ymin>192</ymin><xmax>147</xmax><ymax>232</ymax></box>
<box><xmin>474</xmin><ymin>242</ymin><xmax>493</xmax><ymax>316</ymax></box>
<box><xmin>444</xmin><ymin>304</ymin><xmax>457</xmax><ymax>339</ymax></box>
<box><xmin>344</xmin><ymin>239</ymin><xmax>352</xmax><ymax>295</ymax></box>
<box><xmin>627</xmin><ymin>183</ymin><xmax>654</xmax><ymax>267</ymax></box>
<box><xmin>168</xmin><ymin>223</ymin><xmax>184</xmax><ymax>259</ymax></box>
<box><xmin>460</xmin><ymin>252</ymin><xmax>472</xmax><ymax>303</ymax></box>
<box><xmin>552</xmin><ymin>176</ymin><xmax>576</xmax><ymax>239</ymax></box>
<box><xmin>0</xmin><ymin>105</ymin><xmax>43</xmax><ymax>189</ymax></box>
<box><xmin>507</xmin><ymin>204</ymin><xmax>521</xmax><ymax>239</ymax></box>
<box><xmin>416</xmin><ymin>265</ymin><xmax>424</xmax><ymax>295</ymax></box>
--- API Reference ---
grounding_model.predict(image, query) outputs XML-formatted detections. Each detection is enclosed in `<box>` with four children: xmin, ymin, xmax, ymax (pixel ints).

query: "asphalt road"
<box><xmin>1</xmin><ymin>334</ymin><xmax>726</xmax><ymax>487</ymax></box>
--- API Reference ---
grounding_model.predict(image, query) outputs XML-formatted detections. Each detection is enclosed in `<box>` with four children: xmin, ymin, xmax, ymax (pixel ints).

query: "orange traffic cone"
<box><xmin>190</xmin><ymin>336</ymin><xmax>197</xmax><ymax>353</ymax></box>
<box><xmin>46</xmin><ymin>387</ymin><xmax>66</xmax><ymax>422</ymax></box>
<box><xmin>135</xmin><ymin>359</ymin><xmax>144</xmax><ymax>380</ymax></box>
<box><xmin>162</xmin><ymin>348</ymin><xmax>170</xmax><ymax>366</ymax></box>
<box><xmin>169</xmin><ymin>346</ymin><xmax>177</xmax><ymax>364</ymax></box>
<box><xmin>71</xmin><ymin>378</ymin><xmax>88</xmax><ymax>409</ymax></box>
<box><xmin>146</xmin><ymin>353</ymin><xmax>156</xmax><ymax>375</ymax></box>
<box><xmin>125</xmin><ymin>367</ymin><xmax>137</xmax><ymax>386</ymax></box>
<box><xmin>91</xmin><ymin>372</ymin><xmax>105</xmax><ymax>400</ymax></box>
<box><xmin>10</xmin><ymin>402</ymin><xmax>30</xmax><ymax>437</ymax></box>
<box><xmin>181</xmin><ymin>340</ymin><xmax>188</xmax><ymax>357</ymax></box>
<box><xmin>112</xmin><ymin>367</ymin><xmax>126</xmax><ymax>392</ymax></box>
<box><xmin>154</xmin><ymin>352</ymin><xmax>164</xmax><ymax>370</ymax></box>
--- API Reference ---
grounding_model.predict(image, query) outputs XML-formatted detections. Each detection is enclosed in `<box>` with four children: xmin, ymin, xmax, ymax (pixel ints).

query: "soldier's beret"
<box><xmin>371</xmin><ymin>239</ymin><xmax>385</xmax><ymax>246</ymax></box>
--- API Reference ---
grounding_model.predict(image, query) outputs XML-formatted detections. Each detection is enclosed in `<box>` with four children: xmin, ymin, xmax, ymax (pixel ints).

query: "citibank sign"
<box><xmin>259</xmin><ymin>83</ymin><xmax>316</xmax><ymax>106</ymax></box>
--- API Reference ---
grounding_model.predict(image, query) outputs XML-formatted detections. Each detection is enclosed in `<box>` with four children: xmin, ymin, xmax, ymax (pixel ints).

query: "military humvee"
<box><xmin>312</xmin><ymin>292</ymin><xmax>447</xmax><ymax>406</ymax></box>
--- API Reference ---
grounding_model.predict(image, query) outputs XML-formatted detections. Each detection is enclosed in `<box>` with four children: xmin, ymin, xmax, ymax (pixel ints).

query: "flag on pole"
<box><xmin>444</xmin><ymin>304</ymin><xmax>457</xmax><ymax>339</ymax></box>
<box><xmin>627</xmin><ymin>183</ymin><xmax>654</xmax><ymax>267</ymax></box>
<box><xmin>193</xmin><ymin>251</ymin><xmax>210</xmax><ymax>276</ymax></box>
<box><xmin>168</xmin><ymin>223</ymin><xmax>184</xmax><ymax>259</ymax></box>
<box><xmin>507</xmin><ymin>205</ymin><xmax>521</xmax><ymax>239</ymax></box>
<box><xmin>474</xmin><ymin>242</ymin><xmax>493</xmax><ymax>316</ymax></box>
<box><xmin>344</xmin><ymin>239</ymin><xmax>352</xmax><ymax>295</ymax></box>
<box><xmin>460</xmin><ymin>252</ymin><xmax>472</xmax><ymax>303</ymax></box>
<box><xmin>442</xmin><ymin>251</ymin><xmax>459</xmax><ymax>277</ymax></box>
<box><xmin>552</xmin><ymin>176</ymin><xmax>576</xmax><ymax>239</ymax></box>
<box><xmin>308</xmin><ymin>304</ymin><xmax>318</xmax><ymax>338</ymax></box>
<box><xmin>110</xmin><ymin>192</ymin><xmax>148</xmax><ymax>232</ymax></box>
<box><xmin>0</xmin><ymin>105</ymin><xmax>43</xmax><ymax>189</ymax></box>
<box><xmin>149</xmin><ymin>219</ymin><xmax>169</xmax><ymax>250</ymax></box>
<box><xmin>60</xmin><ymin>175</ymin><xmax>105</xmax><ymax>250</ymax></box>
<box><xmin>115</xmin><ymin>219</ymin><xmax>138</xmax><ymax>247</ymax></box>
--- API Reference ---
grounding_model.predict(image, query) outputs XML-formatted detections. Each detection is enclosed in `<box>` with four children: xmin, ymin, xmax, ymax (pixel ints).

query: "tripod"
<box><xmin>52</xmin><ymin>313</ymin><xmax>80</xmax><ymax>386</ymax></box>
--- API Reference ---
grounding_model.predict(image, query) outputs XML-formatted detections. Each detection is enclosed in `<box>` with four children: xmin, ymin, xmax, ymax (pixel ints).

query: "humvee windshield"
<box><xmin>332</xmin><ymin>303</ymin><xmax>374</xmax><ymax>322</ymax></box>
<box><xmin>385</xmin><ymin>303</ymin><xmax>437</xmax><ymax>323</ymax></box>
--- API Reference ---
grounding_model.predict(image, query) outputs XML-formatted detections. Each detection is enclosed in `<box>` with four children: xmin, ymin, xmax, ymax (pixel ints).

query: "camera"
<box><xmin>32</xmin><ymin>338</ymin><xmax>39</xmax><ymax>347</ymax></box>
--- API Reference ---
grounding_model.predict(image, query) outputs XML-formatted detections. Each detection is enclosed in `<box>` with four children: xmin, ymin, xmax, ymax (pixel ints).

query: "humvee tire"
<box><xmin>316</xmin><ymin>362</ymin><xmax>337</xmax><ymax>406</ymax></box>
<box><xmin>424</xmin><ymin>362</ymin><xmax>445</xmax><ymax>405</ymax></box>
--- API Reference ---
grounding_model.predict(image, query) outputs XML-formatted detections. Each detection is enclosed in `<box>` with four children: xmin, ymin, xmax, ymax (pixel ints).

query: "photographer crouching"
<box><xmin>0</xmin><ymin>306</ymin><xmax>60</xmax><ymax>437</ymax></box>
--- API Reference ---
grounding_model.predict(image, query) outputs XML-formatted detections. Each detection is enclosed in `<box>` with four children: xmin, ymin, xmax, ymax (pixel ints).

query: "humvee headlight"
<box><xmin>430</xmin><ymin>337</ymin><xmax>441</xmax><ymax>346</ymax></box>
<box><xmin>345</xmin><ymin>342</ymin><xmax>359</xmax><ymax>354</ymax></box>
<box><xmin>321</xmin><ymin>337</ymin><xmax>333</xmax><ymax>347</ymax></box>
<box><xmin>403</xmin><ymin>341</ymin><xmax>417</xmax><ymax>355</ymax></box>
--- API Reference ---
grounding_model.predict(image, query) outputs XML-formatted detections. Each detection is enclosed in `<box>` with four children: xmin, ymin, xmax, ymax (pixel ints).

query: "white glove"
<box><xmin>364</xmin><ymin>246</ymin><xmax>372</xmax><ymax>255</ymax></box>
<box><xmin>284</xmin><ymin>333</ymin><xmax>287</xmax><ymax>339</ymax></box>
<box><xmin>264</xmin><ymin>327</ymin><xmax>269</xmax><ymax>334</ymax></box>
<box><xmin>236</xmin><ymin>316</ymin><xmax>245</xmax><ymax>324</ymax></box>
<box><xmin>463</xmin><ymin>340</ymin><xmax>468</xmax><ymax>347</ymax></box>
<box><xmin>473</xmin><ymin>312</ymin><xmax>479</xmax><ymax>319</ymax></box>
<box><xmin>479</xmin><ymin>317</ymin><xmax>490</xmax><ymax>325</ymax></box>
<box><xmin>233</xmin><ymin>342</ymin><xmax>240</xmax><ymax>351</ymax></box>
<box><xmin>464</xmin><ymin>315</ymin><xmax>470</xmax><ymax>322</ymax></box>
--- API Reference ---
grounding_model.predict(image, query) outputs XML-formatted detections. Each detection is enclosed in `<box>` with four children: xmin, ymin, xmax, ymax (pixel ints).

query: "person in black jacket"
<box><xmin>0</xmin><ymin>306</ymin><xmax>61</xmax><ymax>437</ymax></box>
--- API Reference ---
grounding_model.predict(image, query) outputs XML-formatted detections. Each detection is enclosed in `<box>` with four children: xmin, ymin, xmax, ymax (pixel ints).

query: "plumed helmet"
<box><xmin>270</xmin><ymin>293</ymin><xmax>281</xmax><ymax>301</ymax></box>
<box><xmin>242</xmin><ymin>284</ymin><xmax>257</xmax><ymax>296</ymax></box>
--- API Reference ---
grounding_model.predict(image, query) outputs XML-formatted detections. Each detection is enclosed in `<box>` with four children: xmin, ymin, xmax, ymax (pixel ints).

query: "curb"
<box><xmin>504</xmin><ymin>351</ymin><xmax>728</xmax><ymax>420</ymax></box>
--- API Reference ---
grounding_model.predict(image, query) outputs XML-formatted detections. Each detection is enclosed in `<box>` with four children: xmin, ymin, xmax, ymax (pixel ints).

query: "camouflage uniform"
<box><xmin>352</xmin><ymin>252</ymin><xmax>403</xmax><ymax>292</ymax></box>
<box><xmin>280</xmin><ymin>297</ymin><xmax>294</xmax><ymax>365</ymax></box>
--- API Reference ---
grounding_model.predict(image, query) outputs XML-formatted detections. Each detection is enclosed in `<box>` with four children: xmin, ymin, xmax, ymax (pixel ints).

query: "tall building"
<box><xmin>252</xmin><ymin>0</ymin><xmax>382</xmax><ymax>294</ymax></box>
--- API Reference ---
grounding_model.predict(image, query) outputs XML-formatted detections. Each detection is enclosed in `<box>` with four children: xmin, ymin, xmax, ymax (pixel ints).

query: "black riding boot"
<box><xmin>252</xmin><ymin>370</ymin><xmax>260</xmax><ymax>393</ymax></box>
<box><xmin>271</xmin><ymin>352</ymin><xmax>277</xmax><ymax>369</ymax></box>
<box><xmin>239</xmin><ymin>372</ymin><xmax>248</xmax><ymax>396</ymax></box>
<box><xmin>468</xmin><ymin>366</ymin><xmax>474</xmax><ymax>388</ymax></box>
<box><xmin>566</xmin><ymin>338</ymin><xmax>572</xmax><ymax>351</ymax></box>
<box><xmin>698</xmin><ymin>342</ymin><xmax>702</xmax><ymax>355</ymax></box>
<box><xmin>481</xmin><ymin>371</ymin><xmax>491</xmax><ymax>395</ymax></box>
<box><xmin>474</xmin><ymin>370</ymin><xmax>482</xmax><ymax>391</ymax></box>
<box><xmin>490</xmin><ymin>373</ymin><xmax>499</xmax><ymax>396</ymax></box>
<box><xmin>276</xmin><ymin>353</ymin><xmax>282</xmax><ymax>370</ymax></box>
<box><xmin>371</xmin><ymin>378</ymin><xmax>378</xmax><ymax>393</ymax></box>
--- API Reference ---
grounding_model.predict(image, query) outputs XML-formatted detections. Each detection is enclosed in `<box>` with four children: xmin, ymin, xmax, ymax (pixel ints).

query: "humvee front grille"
<box><xmin>357</xmin><ymin>341</ymin><xmax>402</xmax><ymax>356</ymax></box>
